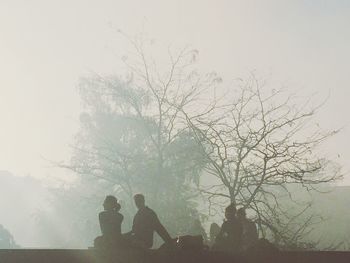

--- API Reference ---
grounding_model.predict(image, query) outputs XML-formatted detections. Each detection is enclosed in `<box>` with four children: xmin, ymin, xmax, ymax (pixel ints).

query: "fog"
<box><xmin>0</xmin><ymin>0</ymin><xmax>350</xmax><ymax>249</ymax></box>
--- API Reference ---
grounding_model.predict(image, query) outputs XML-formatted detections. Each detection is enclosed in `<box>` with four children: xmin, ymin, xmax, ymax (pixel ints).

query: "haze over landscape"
<box><xmin>1</xmin><ymin>0</ymin><xmax>350</xmax><ymax>249</ymax></box>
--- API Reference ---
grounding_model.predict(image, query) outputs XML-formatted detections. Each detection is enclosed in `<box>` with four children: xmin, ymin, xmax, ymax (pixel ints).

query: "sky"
<box><xmin>0</xmin><ymin>0</ymin><xmax>350</xmax><ymax>183</ymax></box>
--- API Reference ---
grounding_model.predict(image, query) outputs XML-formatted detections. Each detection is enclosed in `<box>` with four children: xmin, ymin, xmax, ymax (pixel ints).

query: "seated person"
<box><xmin>95</xmin><ymin>195</ymin><xmax>124</xmax><ymax>248</ymax></box>
<box><xmin>214</xmin><ymin>203</ymin><xmax>243</xmax><ymax>253</ymax></box>
<box><xmin>209</xmin><ymin>223</ymin><xmax>221</xmax><ymax>247</ymax></box>
<box><xmin>237</xmin><ymin>207</ymin><xmax>258</xmax><ymax>251</ymax></box>
<box><xmin>128</xmin><ymin>194</ymin><xmax>172</xmax><ymax>249</ymax></box>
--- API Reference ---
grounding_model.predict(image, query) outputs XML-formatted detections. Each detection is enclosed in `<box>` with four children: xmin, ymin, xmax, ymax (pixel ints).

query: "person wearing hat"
<box><xmin>96</xmin><ymin>195</ymin><xmax>124</xmax><ymax>248</ymax></box>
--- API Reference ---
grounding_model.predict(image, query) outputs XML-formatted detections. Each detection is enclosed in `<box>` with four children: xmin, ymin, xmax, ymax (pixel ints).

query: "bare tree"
<box><xmin>62</xmin><ymin>36</ymin><xmax>341</xmax><ymax>247</ymax></box>
<box><xmin>182</xmin><ymin>75</ymin><xmax>342</xmax><ymax>247</ymax></box>
<box><xmin>62</xmin><ymin>37</ymin><xmax>221</xmax><ymax>236</ymax></box>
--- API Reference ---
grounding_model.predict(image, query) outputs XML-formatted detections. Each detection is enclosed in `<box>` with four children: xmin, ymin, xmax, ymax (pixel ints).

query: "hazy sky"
<box><xmin>1</xmin><ymin>0</ymin><xmax>350</xmax><ymax>183</ymax></box>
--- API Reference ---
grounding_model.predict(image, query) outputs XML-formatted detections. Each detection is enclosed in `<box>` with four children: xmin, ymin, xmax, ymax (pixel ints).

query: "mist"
<box><xmin>1</xmin><ymin>0</ymin><xmax>350</xmax><ymax>250</ymax></box>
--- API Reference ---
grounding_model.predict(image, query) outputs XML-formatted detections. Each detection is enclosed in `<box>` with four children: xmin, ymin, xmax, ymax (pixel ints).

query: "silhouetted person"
<box><xmin>214</xmin><ymin>204</ymin><xmax>242</xmax><ymax>253</ymax></box>
<box><xmin>130</xmin><ymin>194</ymin><xmax>172</xmax><ymax>248</ymax></box>
<box><xmin>209</xmin><ymin>223</ymin><xmax>221</xmax><ymax>247</ymax></box>
<box><xmin>0</xmin><ymin>224</ymin><xmax>15</xmax><ymax>249</ymax></box>
<box><xmin>188</xmin><ymin>219</ymin><xmax>208</xmax><ymax>244</ymax></box>
<box><xmin>95</xmin><ymin>195</ymin><xmax>124</xmax><ymax>248</ymax></box>
<box><xmin>237</xmin><ymin>207</ymin><xmax>258</xmax><ymax>251</ymax></box>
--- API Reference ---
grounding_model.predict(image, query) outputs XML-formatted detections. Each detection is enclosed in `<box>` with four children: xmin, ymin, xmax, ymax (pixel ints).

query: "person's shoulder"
<box><xmin>246</xmin><ymin>219</ymin><xmax>256</xmax><ymax>227</ymax></box>
<box><xmin>226</xmin><ymin>218</ymin><xmax>242</xmax><ymax>228</ymax></box>
<box><xmin>99</xmin><ymin>211</ymin><xmax>108</xmax><ymax>218</ymax></box>
<box><xmin>116</xmin><ymin>211</ymin><xmax>124</xmax><ymax>219</ymax></box>
<box><xmin>221</xmin><ymin>220</ymin><xmax>228</xmax><ymax>228</ymax></box>
<box><xmin>110</xmin><ymin>211</ymin><xmax>123</xmax><ymax>222</ymax></box>
<box><xmin>145</xmin><ymin>206</ymin><xmax>158</xmax><ymax>217</ymax></box>
<box><xmin>145</xmin><ymin>206</ymin><xmax>155</xmax><ymax>213</ymax></box>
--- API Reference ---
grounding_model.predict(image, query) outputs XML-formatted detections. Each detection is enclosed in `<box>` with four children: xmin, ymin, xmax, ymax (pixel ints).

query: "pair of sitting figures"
<box><xmin>95</xmin><ymin>194</ymin><xmax>274</xmax><ymax>254</ymax></box>
<box><xmin>95</xmin><ymin>194</ymin><xmax>174</xmax><ymax>250</ymax></box>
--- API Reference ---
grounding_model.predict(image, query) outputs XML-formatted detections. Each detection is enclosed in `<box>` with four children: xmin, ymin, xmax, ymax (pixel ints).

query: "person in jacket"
<box><xmin>214</xmin><ymin>203</ymin><xmax>243</xmax><ymax>253</ymax></box>
<box><xmin>95</xmin><ymin>195</ymin><xmax>124</xmax><ymax>248</ymax></box>
<box><xmin>237</xmin><ymin>207</ymin><xmax>258</xmax><ymax>251</ymax></box>
<box><xmin>130</xmin><ymin>194</ymin><xmax>172</xmax><ymax>248</ymax></box>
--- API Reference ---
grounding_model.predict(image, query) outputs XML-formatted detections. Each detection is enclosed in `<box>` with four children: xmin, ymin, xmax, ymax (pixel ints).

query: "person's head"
<box><xmin>103</xmin><ymin>195</ymin><xmax>120</xmax><ymax>211</ymax></box>
<box><xmin>134</xmin><ymin>193</ymin><xmax>145</xmax><ymax>209</ymax></box>
<box><xmin>225</xmin><ymin>203</ymin><xmax>236</xmax><ymax>220</ymax></box>
<box><xmin>237</xmin><ymin>207</ymin><xmax>246</xmax><ymax>220</ymax></box>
